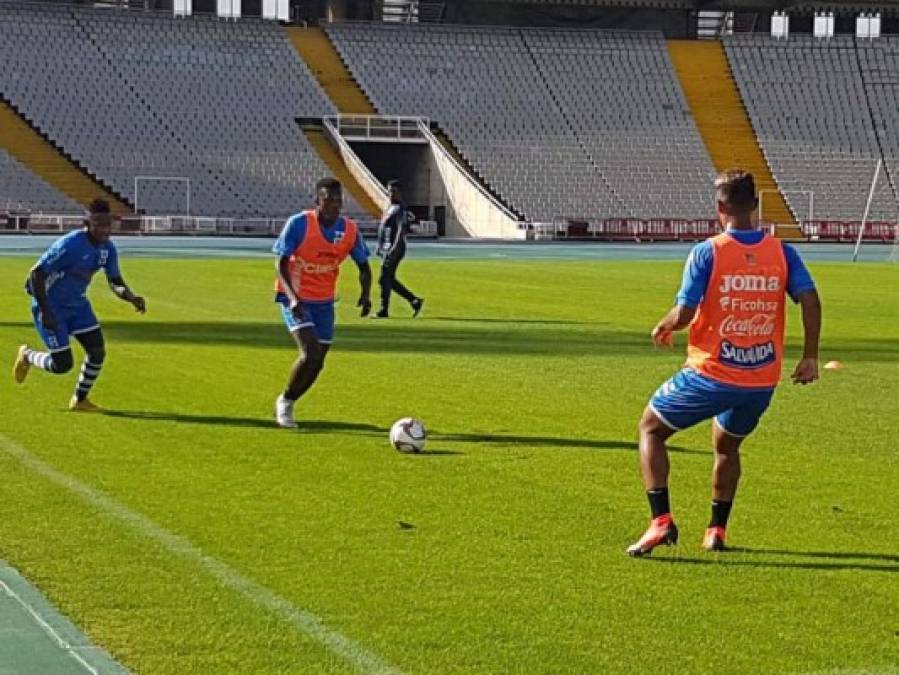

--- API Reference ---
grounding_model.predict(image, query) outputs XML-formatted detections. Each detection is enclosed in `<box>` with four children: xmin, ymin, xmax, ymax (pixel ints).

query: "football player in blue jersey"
<box><xmin>13</xmin><ymin>198</ymin><xmax>146</xmax><ymax>411</ymax></box>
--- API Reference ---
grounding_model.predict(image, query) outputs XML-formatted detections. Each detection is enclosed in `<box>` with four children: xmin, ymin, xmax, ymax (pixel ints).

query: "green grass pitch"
<box><xmin>0</xmin><ymin>255</ymin><xmax>896</xmax><ymax>674</ymax></box>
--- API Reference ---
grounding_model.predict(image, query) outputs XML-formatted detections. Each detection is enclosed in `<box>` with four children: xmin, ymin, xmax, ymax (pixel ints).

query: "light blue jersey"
<box><xmin>28</xmin><ymin>230</ymin><xmax>120</xmax><ymax>308</ymax></box>
<box><xmin>676</xmin><ymin>229</ymin><xmax>815</xmax><ymax>308</ymax></box>
<box><xmin>648</xmin><ymin>229</ymin><xmax>815</xmax><ymax>437</ymax></box>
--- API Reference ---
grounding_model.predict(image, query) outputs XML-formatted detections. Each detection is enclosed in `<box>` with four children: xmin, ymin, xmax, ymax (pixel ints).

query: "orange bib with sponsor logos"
<box><xmin>685</xmin><ymin>232</ymin><xmax>788</xmax><ymax>388</ymax></box>
<box><xmin>275</xmin><ymin>211</ymin><xmax>358</xmax><ymax>302</ymax></box>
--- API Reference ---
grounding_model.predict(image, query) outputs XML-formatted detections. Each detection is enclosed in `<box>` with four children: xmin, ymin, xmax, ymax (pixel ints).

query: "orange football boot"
<box><xmin>702</xmin><ymin>526</ymin><xmax>727</xmax><ymax>552</ymax></box>
<box><xmin>626</xmin><ymin>514</ymin><xmax>679</xmax><ymax>557</ymax></box>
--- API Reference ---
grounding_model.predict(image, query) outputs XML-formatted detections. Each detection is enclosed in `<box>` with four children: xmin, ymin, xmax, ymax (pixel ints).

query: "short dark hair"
<box><xmin>387</xmin><ymin>179</ymin><xmax>402</xmax><ymax>191</ymax></box>
<box><xmin>715</xmin><ymin>169</ymin><xmax>757</xmax><ymax>212</ymax></box>
<box><xmin>315</xmin><ymin>177</ymin><xmax>342</xmax><ymax>194</ymax></box>
<box><xmin>88</xmin><ymin>198</ymin><xmax>110</xmax><ymax>215</ymax></box>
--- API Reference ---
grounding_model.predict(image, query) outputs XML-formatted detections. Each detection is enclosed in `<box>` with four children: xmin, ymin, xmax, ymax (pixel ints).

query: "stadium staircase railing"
<box><xmin>418</xmin><ymin>121</ymin><xmax>525</xmax><ymax>239</ymax></box>
<box><xmin>299</xmin><ymin>119</ymin><xmax>384</xmax><ymax>218</ymax></box>
<box><xmin>321</xmin><ymin>117</ymin><xmax>390</xmax><ymax>214</ymax></box>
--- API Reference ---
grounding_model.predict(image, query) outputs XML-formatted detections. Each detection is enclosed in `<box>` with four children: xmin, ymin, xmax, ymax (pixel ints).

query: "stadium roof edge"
<box><xmin>450</xmin><ymin>0</ymin><xmax>899</xmax><ymax>10</ymax></box>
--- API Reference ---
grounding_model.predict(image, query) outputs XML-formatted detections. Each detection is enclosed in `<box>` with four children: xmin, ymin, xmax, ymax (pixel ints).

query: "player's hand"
<box><xmin>791</xmin><ymin>357</ymin><xmax>819</xmax><ymax>385</ymax></box>
<box><xmin>651</xmin><ymin>325</ymin><xmax>674</xmax><ymax>348</ymax></box>
<box><xmin>131</xmin><ymin>296</ymin><xmax>147</xmax><ymax>314</ymax></box>
<box><xmin>357</xmin><ymin>297</ymin><xmax>372</xmax><ymax>317</ymax></box>
<box><xmin>289</xmin><ymin>299</ymin><xmax>304</xmax><ymax>321</ymax></box>
<box><xmin>40</xmin><ymin>310</ymin><xmax>57</xmax><ymax>332</ymax></box>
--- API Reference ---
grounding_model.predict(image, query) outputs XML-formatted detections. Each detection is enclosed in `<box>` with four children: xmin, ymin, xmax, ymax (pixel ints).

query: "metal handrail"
<box><xmin>322</xmin><ymin>117</ymin><xmax>390</xmax><ymax>212</ymax></box>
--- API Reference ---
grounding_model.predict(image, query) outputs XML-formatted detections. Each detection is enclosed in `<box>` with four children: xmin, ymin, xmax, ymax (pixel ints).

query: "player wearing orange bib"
<box><xmin>272</xmin><ymin>178</ymin><xmax>372</xmax><ymax>429</ymax></box>
<box><xmin>627</xmin><ymin>170</ymin><xmax>822</xmax><ymax>556</ymax></box>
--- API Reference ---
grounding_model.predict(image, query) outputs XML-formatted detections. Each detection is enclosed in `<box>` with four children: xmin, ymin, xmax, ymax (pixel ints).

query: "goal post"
<box><xmin>851</xmin><ymin>159</ymin><xmax>883</xmax><ymax>262</ymax></box>
<box><xmin>759</xmin><ymin>189</ymin><xmax>813</xmax><ymax>229</ymax></box>
<box><xmin>133</xmin><ymin>176</ymin><xmax>191</xmax><ymax>217</ymax></box>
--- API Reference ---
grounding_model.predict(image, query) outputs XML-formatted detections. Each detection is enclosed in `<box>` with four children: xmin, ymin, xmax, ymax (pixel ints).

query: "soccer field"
<box><xmin>0</xmin><ymin>248</ymin><xmax>897</xmax><ymax>674</ymax></box>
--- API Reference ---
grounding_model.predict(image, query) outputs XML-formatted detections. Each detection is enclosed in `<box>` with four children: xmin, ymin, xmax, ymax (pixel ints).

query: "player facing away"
<box><xmin>627</xmin><ymin>169</ymin><xmax>822</xmax><ymax>556</ymax></box>
<box><xmin>13</xmin><ymin>198</ymin><xmax>147</xmax><ymax>411</ymax></box>
<box><xmin>373</xmin><ymin>180</ymin><xmax>423</xmax><ymax>319</ymax></box>
<box><xmin>273</xmin><ymin>177</ymin><xmax>372</xmax><ymax>429</ymax></box>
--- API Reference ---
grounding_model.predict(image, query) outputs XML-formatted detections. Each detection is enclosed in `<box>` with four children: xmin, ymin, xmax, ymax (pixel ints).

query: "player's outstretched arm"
<box><xmin>356</xmin><ymin>260</ymin><xmax>372</xmax><ymax>317</ymax></box>
<box><xmin>108</xmin><ymin>275</ymin><xmax>146</xmax><ymax>314</ymax></box>
<box><xmin>651</xmin><ymin>304</ymin><xmax>697</xmax><ymax>347</ymax></box>
<box><xmin>276</xmin><ymin>257</ymin><xmax>303</xmax><ymax>319</ymax></box>
<box><xmin>29</xmin><ymin>265</ymin><xmax>58</xmax><ymax>331</ymax></box>
<box><xmin>791</xmin><ymin>289</ymin><xmax>821</xmax><ymax>385</ymax></box>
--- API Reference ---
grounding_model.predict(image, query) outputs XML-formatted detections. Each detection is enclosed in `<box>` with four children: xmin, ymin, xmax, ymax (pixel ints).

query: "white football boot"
<box><xmin>274</xmin><ymin>394</ymin><xmax>297</xmax><ymax>429</ymax></box>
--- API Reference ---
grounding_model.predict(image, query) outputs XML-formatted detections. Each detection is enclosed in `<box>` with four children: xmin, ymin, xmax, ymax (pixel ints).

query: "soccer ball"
<box><xmin>390</xmin><ymin>417</ymin><xmax>427</xmax><ymax>453</ymax></box>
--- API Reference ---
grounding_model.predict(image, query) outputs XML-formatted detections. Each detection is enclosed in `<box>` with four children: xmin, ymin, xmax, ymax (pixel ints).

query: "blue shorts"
<box><xmin>649</xmin><ymin>368</ymin><xmax>774</xmax><ymax>438</ymax></box>
<box><xmin>31</xmin><ymin>300</ymin><xmax>99</xmax><ymax>352</ymax></box>
<box><xmin>278</xmin><ymin>299</ymin><xmax>335</xmax><ymax>344</ymax></box>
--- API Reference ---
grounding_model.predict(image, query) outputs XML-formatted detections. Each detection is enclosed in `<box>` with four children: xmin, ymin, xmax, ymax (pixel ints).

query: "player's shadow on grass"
<box><xmin>728</xmin><ymin>546</ymin><xmax>899</xmax><ymax>564</ymax></box>
<box><xmin>429</xmin><ymin>316</ymin><xmax>606</xmax><ymax>326</ymax></box>
<box><xmin>100</xmin><ymin>410</ymin><xmax>693</xmax><ymax>454</ymax></box>
<box><xmin>18</xmin><ymin>320</ymin><xmax>652</xmax><ymax>357</ymax></box>
<box><xmin>431</xmin><ymin>432</ymin><xmax>702</xmax><ymax>454</ymax></box>
<box><xmin>4</xmin><ymin>320</ymin><xmax>898</xmax><ymax>360</ymax></box>
<box><xmin>102</xmin><ymin>410</ymin><xmax>387</xmax><ymax>434</ymax></box>
<box><xmin>649</xmin><ymin>549</ymin><xmax>898</xmax><ymax>573</ymax></box>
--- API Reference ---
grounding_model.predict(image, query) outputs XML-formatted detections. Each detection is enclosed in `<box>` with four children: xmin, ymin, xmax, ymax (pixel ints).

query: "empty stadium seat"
<box><xmin>724</xmin><ymin>34</ymin><xmax>898</xmax><ymax>222</ymax></box>
<box><xmin>0</xmin><ymin>2</ymin><xmax>365</xmax><ymax>218</ymax></box>
<box><xmin>0</xmin><ymin>148</ymin><xmax>82</xmax><ymax>212</ymax></box>
<box><xmin>328</xmin><ymin>22</ymin><xmax>717</xmax><ymax>222</ymax></box>
<box><xmin>858</xmin><ymin>36</ymin><xmax>899</xmax><ymax>220</ymax></box>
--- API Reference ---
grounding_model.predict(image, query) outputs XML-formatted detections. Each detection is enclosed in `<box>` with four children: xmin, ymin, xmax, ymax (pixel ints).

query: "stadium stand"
<box><xmin>328</xmin><ymin>23</ymin><xmax>624</xmax><ymax>222</ymax></box>
<box><xmin>522</xmin><ymin>29</ymin><xmax>716</xmax><ymax>220</ymax></box>
<box><xmin>327</xmin><ymin>22</ymin><xmax>717</xmax><ymax>222</ymax></box>
<box><xmin>724</xmin><ymin>34</ymin><xmax>898</xmax><ymax>222</ymax></box>
<box><xmin>0</xmin><ymin>96</ymin><xmax>127</xmax><ymax>212</ymax></box>
<box><xmin>0</xmin><ymin>2</ymin><xmax>209</xmax><ymax>215</ymax></box>
<box><xmin>0</xmin><ymin>2</ymin><xmax>365</xmax><ymax>218</ymax></box>
<box><xmin>0</xmin><ymin>148</ymin><xmax>82</xmax><ymax>212</ymax></box>
<box><xmin>286</xmin><ymin>27</ymin><xmax>377</xmax><ymax>115</ymax></box>
<box><xmin>858</xmin><ymin>35</ymin><xmax>899</xmax><ymax>218</ymax></box>
<box><xmin>668</xmin><ymin>41</ymin><xmax>796</xmax><ymax>228</ymax></box>
<box><xmin>1</xmin><ymin>0</ymin><xmax>896</xmax><ymax>234</ymax></box>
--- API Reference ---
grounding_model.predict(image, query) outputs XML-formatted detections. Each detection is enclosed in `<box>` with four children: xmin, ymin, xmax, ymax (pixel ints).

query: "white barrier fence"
<box><xmin>0</xmin><ymin>212</ymin><xmax>439</xmax><ymax>239</ymax></box>
<box><xmin>11</xmin><ymin>211</ymin><xmax>891</xmax><ymax>243</ymax></box>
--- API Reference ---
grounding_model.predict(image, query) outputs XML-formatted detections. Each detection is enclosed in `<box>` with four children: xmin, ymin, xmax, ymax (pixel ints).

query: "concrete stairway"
<box><xmin>0</xmin><ymin>99</ymin><xmax>129</xmax><ymax>212</ymax></box>
<box><xmin>668</xmin><ymin>40</ymin><xmax>799</xmax><ymax>236</ymax></box>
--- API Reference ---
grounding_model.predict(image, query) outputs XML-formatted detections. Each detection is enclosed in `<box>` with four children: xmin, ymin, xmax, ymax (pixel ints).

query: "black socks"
<box><xmin>709</xmin><ymin>500</ymin><xmax>733</xmax><ymax>529</ymax></box>
<box><xmin>647</xmin><ymin>488</ymin><xmax>671</xmax><ymax>519</ymax></box>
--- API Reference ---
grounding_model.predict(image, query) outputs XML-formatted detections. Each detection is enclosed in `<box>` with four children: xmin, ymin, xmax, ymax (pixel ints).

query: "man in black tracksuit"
<box><xmin>374</xmin><ymin>180</ymin><xmax>423</xmax><ymax>319</ymax></box>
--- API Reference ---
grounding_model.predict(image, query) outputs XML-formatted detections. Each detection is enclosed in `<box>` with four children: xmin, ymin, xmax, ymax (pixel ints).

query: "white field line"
<box><xmin>0</xmin><ymin>433</ymin><xmax>400</xmax><ymax>675</ymax></box>
<box><xmin>0</xmin><ymin>579</ymin><xmax>100</xmax><ymax>675</ymax></box>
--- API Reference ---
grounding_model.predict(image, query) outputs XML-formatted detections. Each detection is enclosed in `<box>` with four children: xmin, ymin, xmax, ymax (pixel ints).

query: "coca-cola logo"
<box><xmin>719</xmin><ymin>314</ymin><xmax>776</xmax><ymax>338</ymax></box>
